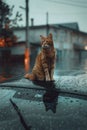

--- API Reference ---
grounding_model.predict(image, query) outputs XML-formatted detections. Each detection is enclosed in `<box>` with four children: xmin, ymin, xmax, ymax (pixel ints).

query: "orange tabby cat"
<box><xmin>24</xmin><ymin>33</ymin><xmax>56</xmax><ymax>81</ymax></box>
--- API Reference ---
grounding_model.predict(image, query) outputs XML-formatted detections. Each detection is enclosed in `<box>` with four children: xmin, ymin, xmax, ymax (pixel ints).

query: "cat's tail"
<box><xmin>24</xmin><ymin>73</ymin><xmax>36</xmax><ymax>80</ymax></box>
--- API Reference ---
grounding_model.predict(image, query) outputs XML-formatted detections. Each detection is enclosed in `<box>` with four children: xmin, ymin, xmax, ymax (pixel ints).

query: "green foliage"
<box><xmin>0</xmin><ymin>0</ymin><xmax>10</xmax><ymax>28</ymax></box>
<box><xmin>0</xmin><ymin>0</ymin><xmax>22</xmax><ymax>47</ymax></box>
<box><xmin>0</xmin><ymin>0</ymin><xmax>22</xmax><ymax>28</ymax></box>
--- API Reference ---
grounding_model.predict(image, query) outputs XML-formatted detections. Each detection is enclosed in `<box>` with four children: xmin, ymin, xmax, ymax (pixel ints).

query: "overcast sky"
<box><xmin>5</xmin><ymin>0</ymin><xmax>87</xmax><ymax>33</ymax></box>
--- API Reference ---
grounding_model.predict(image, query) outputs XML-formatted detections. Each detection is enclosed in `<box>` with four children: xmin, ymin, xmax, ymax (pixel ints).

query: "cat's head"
<box><xmin>40</xmin><ymin>33</ymin><xmax>54</xmax><ymax>50</ymax></box>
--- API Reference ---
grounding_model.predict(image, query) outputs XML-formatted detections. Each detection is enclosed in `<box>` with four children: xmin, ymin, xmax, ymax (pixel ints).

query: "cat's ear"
<box><xmin>40</xmin><ymin>35</ymin><xmax>45</xmax><ymax>40</ymax></box>
<box><xmin>48</xmin><ymin>33</ymin><xmax>53</xmax><ymax>39</ymax></box>
<box><xmin>40</xmin><ymin>35</ymin><xmax>44</xmax><ymax>39</ymax></box>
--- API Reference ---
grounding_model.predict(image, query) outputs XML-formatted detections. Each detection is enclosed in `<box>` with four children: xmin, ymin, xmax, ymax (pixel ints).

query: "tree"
<box><xmin>0</xmin><ymin>0</ymin><xmax>22</xmax><ymax>47</ymax></box>
<box><xmin>0</xmin><ymin>0</ymin><xmax>10</xmax><ymax>33</ymax></box>
<box><xmin>0</xmin><ymin>0</ymin><xmax>22</xmax><ymax>28</ymax></box>
<box><xmin>1</xmin><ymin>22</ymin><xmax>17</xmax><ymax>47</ymax></box>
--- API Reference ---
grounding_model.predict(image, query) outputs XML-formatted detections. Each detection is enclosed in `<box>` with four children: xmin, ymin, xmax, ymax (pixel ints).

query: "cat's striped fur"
<box><xmin>24</xmin><ymin>33</ymin><xmax>56</xmax><ymax>81</ymax></box>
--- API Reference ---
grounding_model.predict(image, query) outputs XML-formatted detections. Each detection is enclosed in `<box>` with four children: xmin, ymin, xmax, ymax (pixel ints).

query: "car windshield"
<box><xmin>0</xmin><ymin>0</ymin><xmax>87</xmax><ymax>130</ymax></box>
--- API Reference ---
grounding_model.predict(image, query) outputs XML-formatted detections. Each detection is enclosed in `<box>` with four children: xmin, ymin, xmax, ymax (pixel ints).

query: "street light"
<box><xmin>84</xmin><ymin>46</ymin><xmax>87</xmax><ymax>50</ymax></box>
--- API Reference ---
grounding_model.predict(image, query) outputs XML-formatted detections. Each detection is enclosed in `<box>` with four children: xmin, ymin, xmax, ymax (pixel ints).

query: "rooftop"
<box><xmin>13</xmin><ymin>22</ymin><xmax>87</xmax><ymax>35</ymax></box>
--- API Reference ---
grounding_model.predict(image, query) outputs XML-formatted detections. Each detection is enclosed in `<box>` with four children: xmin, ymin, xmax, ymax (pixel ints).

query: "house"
<box><xmin>12</xmin><ymin>22</ymin><xmax>87</xmax><ymax>58</ymax></box>
<box><xmin>0</xmin><ymin>22</ymin><xmax>87</xmax><ymax>63</ymax></box>
<box><xmin>13</xmin><ymin>22</ymin><xmax>87</xmax><ymax>48</ymax></box>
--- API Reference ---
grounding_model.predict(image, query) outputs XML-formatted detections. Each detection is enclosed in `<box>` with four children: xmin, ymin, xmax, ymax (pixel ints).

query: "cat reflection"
<box><xmin>43</xmin><ymin>90</ymin><xmax>59</xmax><ymax>113</ymax></box>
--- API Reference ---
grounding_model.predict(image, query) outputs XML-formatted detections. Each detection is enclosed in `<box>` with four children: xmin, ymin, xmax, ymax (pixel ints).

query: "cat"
<box><xmin>24</xmin><ymin>33</ymin><xmax>56</xmax><ymax>81</ymax></box>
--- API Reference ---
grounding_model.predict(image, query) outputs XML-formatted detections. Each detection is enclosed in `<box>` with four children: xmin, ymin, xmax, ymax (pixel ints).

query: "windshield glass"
<box><xmin>0</xmin><ymin>0</ymin><xmax>87</xmax><ymax>130</ymax></box>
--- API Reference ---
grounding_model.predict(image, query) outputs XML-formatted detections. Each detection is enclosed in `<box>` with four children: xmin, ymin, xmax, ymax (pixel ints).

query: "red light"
<box><xmin>24</xmin><ymin>48</ymin><xmax>30</xmax><ymax>73</ymax></box>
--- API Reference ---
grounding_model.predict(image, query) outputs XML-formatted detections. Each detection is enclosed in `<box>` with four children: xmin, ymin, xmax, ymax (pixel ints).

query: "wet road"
<box><xmin>55</xmin><ymin>58</ymin><xmax>87</xmax><ymax>76</ymax></box>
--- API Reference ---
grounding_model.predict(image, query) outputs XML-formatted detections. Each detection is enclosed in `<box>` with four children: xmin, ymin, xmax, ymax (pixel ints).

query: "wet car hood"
<box><xmin>0</xmin><ymin>76</ymin><xmax>87</xmax><ymax>130</ymax></box>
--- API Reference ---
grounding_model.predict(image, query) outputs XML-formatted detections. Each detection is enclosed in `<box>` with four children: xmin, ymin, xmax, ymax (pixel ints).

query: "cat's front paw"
<box><xmin>50</xmin><ymin>77</ymin><xmax>54</xmax><ymax>81</ymax></box>
<box><xmin>24</xmin><ymin>73</ymin><xmax>29</xmax><ymax>79</ymax></box>
<box><xmin>46</xmin><ymin>76</ymin><xmax>51</xmax><ymax>81</ymax></box>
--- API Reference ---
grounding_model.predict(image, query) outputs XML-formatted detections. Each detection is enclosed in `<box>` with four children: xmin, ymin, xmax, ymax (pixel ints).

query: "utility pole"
<box><xmin>25</xmin><ymin>0</ymin><xmax>30</xmax><ymax>73</ymax></box>
<box><xmin>26</xmin><ymin>0</ymin><xmax>29</xmax><ymax>48</ymax></box>
<box><xmin>46</xmin><ymin>12</ymin><xmax>49</xmax><ymax>36</ymax></box>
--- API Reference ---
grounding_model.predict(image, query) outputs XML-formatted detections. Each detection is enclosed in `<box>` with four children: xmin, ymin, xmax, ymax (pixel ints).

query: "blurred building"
<box><xmin>12</xmin><ymin>22</ymin><xmax>87</xmax><ymax>58</ymax></box>
<box><xmin>1</xmin><ymin>22</ymin><xmax>87</xmax><ymax>59</ymax></box>
<box><xmin>13</xmin><ymin>22</ymin><xmax>87</xmax><ymax>50</ymax></box>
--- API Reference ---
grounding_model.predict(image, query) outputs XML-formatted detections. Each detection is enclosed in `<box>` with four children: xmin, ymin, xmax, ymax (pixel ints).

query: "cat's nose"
<box><xmin>42</xmin><ymin>44</ymin><xmax>50</xmax><ymax>49</ymax></box>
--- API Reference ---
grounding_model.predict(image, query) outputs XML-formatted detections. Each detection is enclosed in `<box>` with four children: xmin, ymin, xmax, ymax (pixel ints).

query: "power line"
<box><xmin>49</xmin><ymin>0</ymin><xmax>87</xmax><ymax>8</ymax></box>
<box><xmin>45</xmin><ymin>0</ymin><xmax>87</xmax><ymax>8</ymax></box>
<box><xmin>64</xmin><ymin>0</ymin><xmax>87</xmax><ymax>6</ymax></box>
<box><xmin>63</xmin><ymin>0</ymin><xmax>87</xmax><ymax>4</ymax></box>
<box><xmin>31</xmin><ymin>11</ymin><xmax>87</xmax><ymax>15</ymax></box>
<box><xmin>68</xmin><ymin>0</ymin><xmax>87</xmax><ymax>2</ymax></box>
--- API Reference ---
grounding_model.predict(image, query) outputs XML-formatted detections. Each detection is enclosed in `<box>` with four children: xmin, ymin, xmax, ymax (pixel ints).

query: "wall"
<box><xmin>13</xmin><ymin>26</ymin><xmax>87</xmax><ymax>51</ymax></box>
<box><xmin>14</xmin><ymin>27</ymin><xmax>47</xmax><ymax>45</ymax></box>
<box><xmin>29</xmin><ymin>27</ymin><xmax>47</xmax><ymax>43</ymax></box>
<box><xmin>14</xmin><ymin>29</ymin><xmax>26</xmax><ymax>42</ymax></box>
